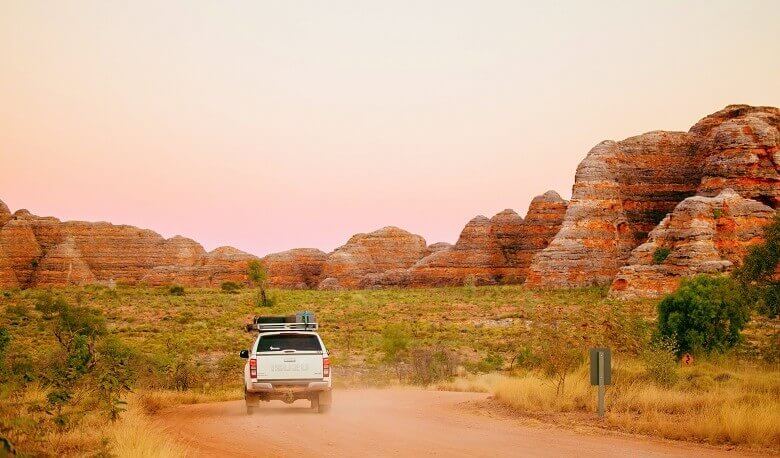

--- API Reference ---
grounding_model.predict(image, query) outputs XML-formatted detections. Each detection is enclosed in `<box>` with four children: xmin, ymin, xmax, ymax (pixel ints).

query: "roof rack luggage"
<box><xmin>245</xmin><ymin>311</ymin><xmax>317</xmax><ymax>332</ymax></box>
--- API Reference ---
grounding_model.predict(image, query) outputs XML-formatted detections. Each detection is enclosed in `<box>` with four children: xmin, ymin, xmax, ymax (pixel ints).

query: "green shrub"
<box><xmin>652</xmin><ymin>247</ymin><xmax>671</xmax><ymax>264</ymax></box>
<box><xmin>657</xmin><ymin>275</ymin><xmax>749</xmax><ymax>356</ymax></box>
<box><xmin>642</xmin><ymin>337</ymin><xmax>678</xmax><ymax>387</ymax></box>
<box><xmin>169</xmin><ymin>285</ymin><xmax>185</xmax><ymax>296</ymax></box>
<box><xmin>733</xmin><ymin>214</ymin><xmax>779</xmax><ymax>318</ymax></box>
<box><xmin>469</xmin><ymin>353</ymin><xmax>504</xmax><ymax>373</ymax></box>
<box><xmin>220</xmin><ymin>281</ymin><xmax>242</xmax><ymax>294</ymax></box>
<box><xmin>712</xmin><ymin>208</ymin><xmax>723</xmax><ymax>219</ymax></box>
<box><xmin>380</xmin><ymin>324</ymin><xmax>410</xmax><ymax>380</ymax></box>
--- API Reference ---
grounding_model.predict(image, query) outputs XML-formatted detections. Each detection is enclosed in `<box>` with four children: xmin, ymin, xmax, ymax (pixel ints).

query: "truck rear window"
<box><xmin>257</xmin><ymin>334</ymin><xmax>322</xmax><ymax>352</ymax></box>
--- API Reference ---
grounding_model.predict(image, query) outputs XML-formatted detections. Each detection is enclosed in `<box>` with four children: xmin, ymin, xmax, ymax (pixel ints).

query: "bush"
<box><xmin>733</xmin><ymin>213</ymin><xmax>779</xmax><ymax>318</ymax></box>
<box><xmin>408</xmin><ymin>347</ymin><xmax>458</xmax><ymax>385</ymax></box>
<box><xmin>642</xmin><ymin>337</ymin><xmax>679</xmax><ymax>387</ymax></box>
<box><xmin>380</xmin><ymin>324</ymin><xmax>410</xmax><ymax>380</ymax></box>
<box><xmin>220</xmin><ymin>282</ymin><xmax>242</xmax><ymax>294</ymax></box>
<box><xmin>652</xmin><ymin>247</ymin><xmax>671</xmax><ymax>264</ymax></box>
<box><xmin>169</xmin><ymin>285</ymin><xmax>185</xmax><ymax>296</ymax></box>
<box><xmin>468</xmin><ymin>353</ymin><xmax>504</xmax><ymax>373</ymax></box>
<box><xmin>657</xmin><ymin>275</ymin><xmax>749</xmax><ymax>356</ymax></box>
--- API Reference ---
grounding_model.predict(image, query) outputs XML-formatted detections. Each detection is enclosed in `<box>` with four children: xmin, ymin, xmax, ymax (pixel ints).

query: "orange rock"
<box><xmin>0</xmin><ymin>245</ymin><xmax>18</xmax><ymax>288</ymax></box>
<box><xmin>409</xmin><ymin>215</ymin><xmax>513</xmax><ymax>286</ymax></box>
<box><xmin>406</xmin><ymin>192</ymin><xmax>568</xmax><ymax>287</ymax></box>
<box><xmin>0</xmin><ymin>199</ymin><xmax>10</xmax><ymax>227</ymax></box>
<box><xmin>263</xmin><ymin>248</ymin><xmax>327</xmax><ymax>289</ymax></box>
<box><xmin>691</xmin><ymin>105</ymin><xmax>779</xmax><ymax>208</ymax></box>
<box><xmin>0</xmin><ymin>219</ymin><xmax>43</xmax><ymax>287</ymax></box>
<box><xmin>318</xmin><ymin>227</ymin><xmax>427</xmax><ymax>289</ymax></box>
<box><xmin>32</xmin><ymin>236</ymin><xmax>96</xmax><ymax>286</ymax></box>
<box><xmin>609</xmin><ymin>189</ymin><xmax>775</xmax><ymax>299</ymax></box>
<box><xmin>527</xmin><ymin>132</ymin><xmax>701</xmax><ymax>288</ymax></box>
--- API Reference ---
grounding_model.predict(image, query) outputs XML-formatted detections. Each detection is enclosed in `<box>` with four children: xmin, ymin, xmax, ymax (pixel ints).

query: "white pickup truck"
<box><xmin>239</xmin><ymin>314</ymin><xmax>332</xmax><ymax>414</ymax></box>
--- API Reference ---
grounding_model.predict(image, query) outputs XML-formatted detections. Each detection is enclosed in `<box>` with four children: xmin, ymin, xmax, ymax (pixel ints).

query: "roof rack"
<box><xmin>245</xmin><ymin>311</ymin><xmax>318</xmax><ymax>333</ymax></box>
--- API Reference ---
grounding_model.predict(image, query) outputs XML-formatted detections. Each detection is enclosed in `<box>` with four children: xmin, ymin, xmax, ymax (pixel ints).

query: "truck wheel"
<box><xmin>246</xmin><ymin>404</ymin><xmax>257</xmax><ymax>415</ymax></box>
<box><xmin>310</xmin><ymin>396</ymin><xmax>320</xmax><ymax>412</ymax></box>
<box><xmin>317</xmin><ymin>391</ymin><xmax>332</xmax><ymax>414</ymax></box>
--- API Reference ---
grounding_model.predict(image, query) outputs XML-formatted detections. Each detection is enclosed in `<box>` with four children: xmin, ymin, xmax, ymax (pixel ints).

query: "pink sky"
<box><xmin>1</xmin><ymin>1</ymin><xmax>779</xmax><ymax>256</ymax></box>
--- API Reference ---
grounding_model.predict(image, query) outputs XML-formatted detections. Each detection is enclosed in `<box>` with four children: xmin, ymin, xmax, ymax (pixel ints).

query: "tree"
<box><xmin>734</xmin><ymin>214</ymin><xmax>780</xmax><ymax>318</ymax></box>
<box><xmin>657</xmin><ymin>275</ymin><xmax>750</xmax><ymax>356</ymax></box>
<box><xmin>247</xmin><ymin>260</ymin><xmax>272</xmax><ymax>307</ymax></box>
<box><xmin>380</xmin><ymin>324</ymin><xmax>410</xmax><ymax>381</ymax></box>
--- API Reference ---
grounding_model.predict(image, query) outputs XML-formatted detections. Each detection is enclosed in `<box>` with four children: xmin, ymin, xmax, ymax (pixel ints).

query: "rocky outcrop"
<box><xmin>263</xmin><ymin>248</ymin><xmax>327</xmax><ymax>289</ymax></box>
<box><xmin>0</xmin><ymin>200</ymin><xmax>11</xmax><ymax>227</ymax></box>
<box><xmin>407</xmin><ymin>192</ymin><xmax>568</xmax><ymax>287</ymax></box>
<box><xmin>318</xmin><ymin>227</ymin><xmax>427</xmax><ymax>289</ymax></box>
<box><xmin>528</xmin><ymin>105</ymin><xmax>779</xmax><ymax>290</ymax></box>
<box><xmin>692</xmin><ymin>105</ymin><xmax>779</xmax><ymax>207</ymax></box>
<box><xmin>513</xmin><ymin>191</ymin><xmax>568</xmax><ymax>273</ymax></box>
<box><xmin>141</xmin><ymin>246</ymin><xmax>258</xmax><ymax>287</ymax></box>
<box><xmin>0</xmin><ymin>203</ymin><xmax>258</xmax><ymax>289</ymax></box>
<box><xmin>426</xmin><ymin>242</ymin><xmax>453</xmax><ymax>256</ymax></box>
<box><xmin>0</xmin><ymin>219</ymin><xmax>43</xmax><ymax>287</ymax></box>
<box><xmin>0</xmin><ymin>245</ymin><xmax>18</xmax><ymax>288</ymax></box>
<box><xmin>32</xmin><ymin>237</ymin><xmax>96</xmax><ymax>287</ymax></box>
<box><xmin>527</xmin><ymin>132</ymin><xmax>701</xmax><ymax>288</ymax></box>
<box><xmin>610</xmin><ymin>189</ymin><xmax>775</xmax><ymax>299</ymax></box>
<box><xmin>409</xmin><ymin>216</ymin><xmax>508</xmax><ymax>286</ymax></box>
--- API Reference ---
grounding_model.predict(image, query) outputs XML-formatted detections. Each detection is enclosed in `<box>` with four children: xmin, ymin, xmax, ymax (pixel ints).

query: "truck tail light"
<box><xmin>323</xmin><ymin>357</ymin><xmax>330</xmax><ymax>377</ymax></box>
<box><xmin>249</xmin><ymin>358</ymin><xmax>257</xmax><ymax>378</ymax></box>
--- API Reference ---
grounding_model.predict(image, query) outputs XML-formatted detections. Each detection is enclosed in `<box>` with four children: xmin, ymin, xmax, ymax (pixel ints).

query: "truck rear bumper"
<box><xmin>248</xmin><ymin>381</ymin><xmax>330</xmax><ymax>393</ymax></box>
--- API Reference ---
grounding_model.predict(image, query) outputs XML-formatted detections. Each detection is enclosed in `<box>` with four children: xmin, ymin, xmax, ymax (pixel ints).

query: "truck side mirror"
<box><xmin>239</xmin><ymin>349</ymin><xmax>249</xmax><ymax>359</ymax></box>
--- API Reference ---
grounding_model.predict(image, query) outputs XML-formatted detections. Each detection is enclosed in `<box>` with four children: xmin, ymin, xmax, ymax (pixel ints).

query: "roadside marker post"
<box><xmin>589</xmin><ymin>348</ymin><xmax>611</xmax><ymax>418</ymax></box>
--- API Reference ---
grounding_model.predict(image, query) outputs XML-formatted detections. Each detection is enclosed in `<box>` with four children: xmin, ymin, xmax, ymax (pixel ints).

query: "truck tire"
<box><xmin>310</xmin><ymin>395</ymin><xmax>320</xmax><ymax>412</ymax></box>
<box><xmin>246</xmin><ymin>404</ymin><xmax>257</xmax><ymax>415</ymax></box>
<box><xmin>317</xmin><ymin>391</ymin><xmax>332</xmax><ymax>414</ymax></box>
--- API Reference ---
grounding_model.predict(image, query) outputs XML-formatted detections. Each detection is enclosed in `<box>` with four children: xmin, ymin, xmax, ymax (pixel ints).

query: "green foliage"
<box><xmin>642</xmin><ymin>336</ymin><xmax>679</xmax><ymax>387</ymax></box>
<box><xmin>220</xmin><ymin>281</ymin><xmax>242</xmax><ymax>294</ymax></box>
<box><xmin>380</xmin><ymin>324</ymin><xmax>410</xmax><ymax>363</ymax></box>
<box><xmin>0</xmin><ymin>328</ymin><xmax>9</xmax><ymax>376</ymax></box>
<box><xmin>254</xmin><ymin>291</ymin><xmax>277</xmax><ymax>308</ymax></box>
<box><xmin>247</xmin><ymin>260</ymin><xmax>268</xmax><ymax>287</ymax></box>
<box><xmin>712</xmin><ymin>208</ymin><xmax>723</xmax><ymax>219</ymax></box>
<box><xmin>169</xmin><ymin>285</ymin><xmax>185</xmax><ymax>296</ymax></box>
<box><xmin>733</xmin><ymin>214</ymin><xmax>779</xmax><ymax>318</ymax></box>
<box><xmin>652</xmin><ymin>247</ymin><xmax>671</xmax><ymax>265</ymax></box>
<box><xmin>469</xmin><ymin>353</ymin><xmax>504</xmax><ymax>373</ymax></box>
<box><xmin>94</xmin><ymin>337</ymin><xmax>134</xmax><ymax>421</ymax></box>
<box><xmin>248</xmin><ymin>260</ymin><xmax>272</xmax><ymax>307</ymax></box>
<box><xmin>657</xmin><ymin>275</ymin><xmax>749</xmax><ymax>356</ymax></box>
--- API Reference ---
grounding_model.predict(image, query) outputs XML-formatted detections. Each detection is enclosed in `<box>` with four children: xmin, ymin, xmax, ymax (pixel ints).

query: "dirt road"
<box><xmin>158</xmin><ymin>389</ymin><xmax>749</xmax><ymax>457</ymax></box>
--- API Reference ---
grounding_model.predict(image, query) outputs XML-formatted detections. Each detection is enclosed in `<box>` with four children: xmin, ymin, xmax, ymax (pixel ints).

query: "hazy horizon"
<box><xmin>2</xmin><ymin>0</ymin><xmax>779</xmax><ymax>256</ymax></box>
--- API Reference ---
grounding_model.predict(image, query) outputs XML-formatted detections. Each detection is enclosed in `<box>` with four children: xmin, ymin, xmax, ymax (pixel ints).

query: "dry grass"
<box><xmin>109</xmin><ymin>398</ymin><xmax>188</xmax><ymax>458</ymax></box>
<box><xmin>441</xmin><ymin>360</ymin><xmax>780</xmax><ymax>450</ymax></box>
<box><xmin>136</xmin><ymin>388</ymin><xmax>243</xmax><ymax>415</ymax></box>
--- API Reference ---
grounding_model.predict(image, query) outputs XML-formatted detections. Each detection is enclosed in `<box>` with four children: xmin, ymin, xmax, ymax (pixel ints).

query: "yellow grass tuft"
<box><xmin>109</xmin><ymin>400</ymin><xmax>187</xmax><ymax>458</ymax></box>
<box><xmin>441</xmin><ymin>361</ymin><xmax>780</xmax><ymax>449</ymax></box>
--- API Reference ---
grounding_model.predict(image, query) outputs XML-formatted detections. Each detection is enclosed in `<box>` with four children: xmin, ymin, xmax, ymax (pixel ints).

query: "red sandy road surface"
<box><xmin>158</xmin><ymin>388</ymin><xmax>753</xmax><ymax>457</ymax></box>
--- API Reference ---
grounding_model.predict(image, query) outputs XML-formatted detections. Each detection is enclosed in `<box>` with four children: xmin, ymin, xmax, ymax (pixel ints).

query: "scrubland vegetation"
<box><xmin>0</xmin><ymin>257</ymin><xmax>777</xmax><ymax>454</ymax></box>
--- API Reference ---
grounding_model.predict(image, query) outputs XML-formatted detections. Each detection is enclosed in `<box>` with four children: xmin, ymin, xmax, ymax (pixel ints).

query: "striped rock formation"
<box><xmin>318</xmin><ymin>227</ymin><xmax>428</xmax><ymax>289</ymax></box>
<box><xmin>528</xmin><ymin>105</ymin><xmax>778</xmax><ymax>290</ymax></box>
<box><xmin>263</xmin><ymin>248</ymin><xmax>328</xmax><ymax>289</ymax></box>
<box><xmin>609</xmin><ymin>189</ymin><xmax>776</xmax><ymax>299</ymax></box>
<box><xmin>0</xmin><ymin>200</ymin><xmax>256</xmax><ymax>288</ymax></box>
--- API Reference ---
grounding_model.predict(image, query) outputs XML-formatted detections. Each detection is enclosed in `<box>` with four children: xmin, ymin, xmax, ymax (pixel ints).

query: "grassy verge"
<box><xmin>436</xmin><ymin>360</ymin><xmax>780</xmax><ymax>449</ymax></box>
